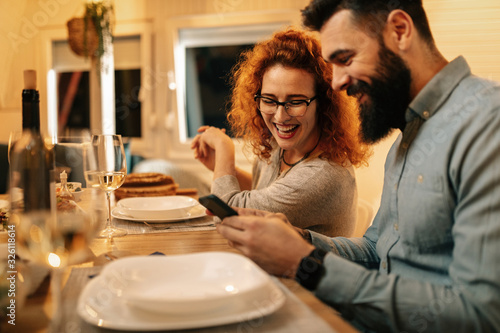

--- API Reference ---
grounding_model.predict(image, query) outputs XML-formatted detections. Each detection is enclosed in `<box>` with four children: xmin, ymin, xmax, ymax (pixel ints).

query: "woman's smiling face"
<box><xmin>259</xmin><ymin>65</ymin><xmax>320</xmax><ymax>156</ymax></box>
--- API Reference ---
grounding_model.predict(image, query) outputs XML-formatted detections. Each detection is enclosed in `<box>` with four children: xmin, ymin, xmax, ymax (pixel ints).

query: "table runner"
<box><xmin>59</xmin><ymin>266</ymin><xmax>338</xmax><ymax>333</ymax></box>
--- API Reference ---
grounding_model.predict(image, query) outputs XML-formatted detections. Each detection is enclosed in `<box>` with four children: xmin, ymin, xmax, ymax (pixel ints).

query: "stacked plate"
<box><xmin>77</xmin><ymin>252</ymin><xmax>286</xmax><ymax>330</ymax></box>
<box><xmin>112</xmin><ymin>195</ymin><xmax>206</xmax><ymax>222</ymax></box>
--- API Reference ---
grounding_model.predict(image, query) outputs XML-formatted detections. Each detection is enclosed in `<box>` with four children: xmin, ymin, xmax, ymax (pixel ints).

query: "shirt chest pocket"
<box><xmin>397</xmin><ymin>172</ymin><xmax>454</xmax><ymax>253</ymax></box>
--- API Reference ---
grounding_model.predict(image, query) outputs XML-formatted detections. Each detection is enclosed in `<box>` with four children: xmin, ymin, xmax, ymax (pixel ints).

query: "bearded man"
<box><xmin>216</xmin><ymin>1</ymin><xmax>500</xmax><ymax>332</ymax></box>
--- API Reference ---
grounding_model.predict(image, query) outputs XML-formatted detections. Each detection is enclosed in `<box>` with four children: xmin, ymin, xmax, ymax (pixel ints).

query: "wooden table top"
<box><xmin>0</xmin><ymin>191</ymin><xmax>358</xmax><ymax>332</ymax></box>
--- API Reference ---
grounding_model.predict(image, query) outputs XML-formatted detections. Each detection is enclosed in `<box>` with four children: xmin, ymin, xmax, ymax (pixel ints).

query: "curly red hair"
<box><xmin>227</xmin><ymin>27</ymin><xmax>369</xmax><ymax>167</ymax></box>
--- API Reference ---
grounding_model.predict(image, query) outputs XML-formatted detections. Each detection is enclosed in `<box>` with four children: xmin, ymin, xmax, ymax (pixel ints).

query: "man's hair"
<box><xmin>302</xmin><ymin>0</ymin><xmax>435</xmax><ymax>45</ymax></box>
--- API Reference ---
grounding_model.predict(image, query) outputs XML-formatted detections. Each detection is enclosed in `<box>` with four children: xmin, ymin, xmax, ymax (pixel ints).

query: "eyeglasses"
<box><xmin>254</xmin><ymin>95</ymin><xmax>317</xmax><ymax>117</ymax></box>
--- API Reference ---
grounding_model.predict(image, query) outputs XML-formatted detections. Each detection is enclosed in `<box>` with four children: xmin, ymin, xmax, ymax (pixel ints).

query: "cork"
<box><xmin>23</xmin><ymin>70</ymin><xmax>37</xmax><ymax>90</ymax></box>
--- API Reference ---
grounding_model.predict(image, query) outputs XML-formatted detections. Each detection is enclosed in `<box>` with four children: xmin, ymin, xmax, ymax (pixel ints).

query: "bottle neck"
<box><xmin>22</xmin><ymin>89</ymin><xmax>40</xmax><ymax>132</ymax></box>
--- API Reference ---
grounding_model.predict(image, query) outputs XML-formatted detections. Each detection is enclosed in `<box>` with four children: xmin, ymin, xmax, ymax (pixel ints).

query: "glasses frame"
<box><xmin>254</xmin><ymin>94</ymin><xmax>318</xmax><ymax>117</ymax></box>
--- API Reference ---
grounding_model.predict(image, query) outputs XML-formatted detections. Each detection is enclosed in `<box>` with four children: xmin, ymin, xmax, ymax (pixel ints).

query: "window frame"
<box><xmin>164</xmin><ymin>10</ymin><xmax>302</xmax><ymax>164</ymax></box>
<box><xmin>39</xmin><ymin>21</ymin><xmax>153</xmax><ymax>156</ymax></box>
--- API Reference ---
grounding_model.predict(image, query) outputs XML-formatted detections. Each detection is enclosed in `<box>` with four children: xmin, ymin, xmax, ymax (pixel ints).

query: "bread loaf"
<box><xmin>115</xmin><ymin>173</ymin><xmax>178</xmax><ymax>201</ymax></box>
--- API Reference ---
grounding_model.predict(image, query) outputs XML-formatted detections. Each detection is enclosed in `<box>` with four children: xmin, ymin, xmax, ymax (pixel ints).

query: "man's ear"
<box><xmin>384</xmin><ymin>9</ymin><xmax>414</xmax><ymax>51</ymax></box>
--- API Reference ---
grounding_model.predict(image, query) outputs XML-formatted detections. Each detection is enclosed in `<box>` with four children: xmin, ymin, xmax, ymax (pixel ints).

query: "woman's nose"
<box><xmin>273</xmin><ymin>104</ymin><xmax>292</xmax><ymax>122</ymax></box>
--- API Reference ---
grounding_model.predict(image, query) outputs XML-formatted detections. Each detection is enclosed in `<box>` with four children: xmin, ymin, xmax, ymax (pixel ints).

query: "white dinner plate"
<box><xmin>117</xmin><ymin>196</ymin><xmax>198</xmax><ymax>219</ymax></box>
<box><xmin>77</xmin><ymin>253</ymin><xmax>285</xmax><ymax>331</ymax></box>
<box><xmin>111</xmin><ymin>204</ymin><xmax>206</xmax><ymax>223</ymax></box>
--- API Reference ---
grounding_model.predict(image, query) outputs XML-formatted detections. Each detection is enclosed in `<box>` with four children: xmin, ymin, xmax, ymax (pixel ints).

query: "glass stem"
<box><xmin>105</xmin><ymin>191</ymin><xmax>112</xmax><ymax>230</ymax></box>
<box><xmin>49</xmin><ymin>268</ymin><xmax>63</xmax><ymax>332</ymax></box>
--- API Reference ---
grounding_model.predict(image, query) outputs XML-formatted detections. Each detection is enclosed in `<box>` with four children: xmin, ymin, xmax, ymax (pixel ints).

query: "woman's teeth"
<box><xmin>275</xmin><ymin>124</ymin><xmax>298</xmax><ymax>135</ymax></box>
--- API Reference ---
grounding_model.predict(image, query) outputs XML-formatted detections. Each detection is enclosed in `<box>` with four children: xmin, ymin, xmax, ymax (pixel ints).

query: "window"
<box><xmin>55</xmin><ymin>69</ymin><xmax>142</xmax><ymax>137</ymax></box>
<box><xmin>52</xmin><ymin>36</ymin><xmax>142</xmax><ymax>137</ymax></box>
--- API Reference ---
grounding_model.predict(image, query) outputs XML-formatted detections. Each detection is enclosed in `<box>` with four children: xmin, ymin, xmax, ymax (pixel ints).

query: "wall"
<box><xmin>425</xmin><ymin>0</ymin><xmax>500</xmax><ymax>80</ymax></box>
<box><xmin>0</xmin><ymin>0</ymin><xmax>149</xmax><ymax>142</ymax></box>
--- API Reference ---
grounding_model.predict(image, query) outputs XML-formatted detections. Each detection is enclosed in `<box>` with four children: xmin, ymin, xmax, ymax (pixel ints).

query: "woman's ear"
<box><xmin>384</xmin><ymin>9</ymin><xmax>414</xmax><ymax>51</ymax></box>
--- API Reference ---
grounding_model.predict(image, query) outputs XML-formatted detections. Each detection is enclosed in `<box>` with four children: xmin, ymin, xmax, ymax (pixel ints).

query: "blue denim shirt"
<box><xmin>310</xmin><ymin>57</ymin><xmax>500</xmax><ymax>332</ymax></box>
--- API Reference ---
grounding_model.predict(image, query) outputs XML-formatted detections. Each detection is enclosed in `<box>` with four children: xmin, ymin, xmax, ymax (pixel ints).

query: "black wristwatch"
<box><xmin>295</xmin><ymin>248</ymin><xmax>327</xmax><ymax>291</ymax></box>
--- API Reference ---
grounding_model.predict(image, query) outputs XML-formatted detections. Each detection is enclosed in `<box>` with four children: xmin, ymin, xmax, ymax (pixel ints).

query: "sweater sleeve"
<box><xmin>212</xmin><ymin>159</ymin><xmax>357</xmax><ymax>237</ymax></box>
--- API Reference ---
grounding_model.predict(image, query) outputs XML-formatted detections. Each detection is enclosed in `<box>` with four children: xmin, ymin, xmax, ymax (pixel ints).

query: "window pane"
<box><xmin>185</xmin><ymin>44</ymin><xmax>252</xmax><ymax>137</ymax></box>
<box><xmin>56</xmin><ymin>69</ymin><xmax>141</xmax><ymax>137</ymax></box>
<box><xmin>115</xmin><ymin>69</ymin><xmax>142</xmax><ymax>137</ymax></box>
<box><xmin>57</xmin><ymin>71</ymin><xmax>90</xmax><ymax>134</ymax></box>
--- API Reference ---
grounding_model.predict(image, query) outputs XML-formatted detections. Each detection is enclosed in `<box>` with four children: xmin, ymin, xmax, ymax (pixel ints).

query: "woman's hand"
<box><xmin>191</xmin><ymin>126</ymin><xmax>236</xmax><ymax>178</ymax></box>
<box><xmin>191</xmin><ymin>126</ymin><xmax>233</xmax><ymax>171</ymax></box>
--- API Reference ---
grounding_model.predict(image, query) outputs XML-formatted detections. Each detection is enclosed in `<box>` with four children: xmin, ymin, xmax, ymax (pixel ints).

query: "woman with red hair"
<box><xmin>191</xmin><ymin>27</ymin><xmax>369</xmax><ymax>236</ymax></box>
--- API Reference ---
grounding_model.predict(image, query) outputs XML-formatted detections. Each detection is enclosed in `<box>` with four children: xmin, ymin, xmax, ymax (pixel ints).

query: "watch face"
<box><xmin>295</xmin><ymin>249</ymin><xmax>327</xmax><ymax>291</ymax></box>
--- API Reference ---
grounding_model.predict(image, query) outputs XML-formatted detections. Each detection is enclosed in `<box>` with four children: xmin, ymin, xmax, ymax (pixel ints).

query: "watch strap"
<box><xmin>295</xmin><ymin>248</ymin><xmax>327</xmax><ymax>291</ymax></box>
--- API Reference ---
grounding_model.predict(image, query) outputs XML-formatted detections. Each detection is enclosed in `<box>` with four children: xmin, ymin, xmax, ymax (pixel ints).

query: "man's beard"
<box><xmin>347</xmin><ymin>44</ymin><xmax>412</xmax><ymax>144</ymax></box>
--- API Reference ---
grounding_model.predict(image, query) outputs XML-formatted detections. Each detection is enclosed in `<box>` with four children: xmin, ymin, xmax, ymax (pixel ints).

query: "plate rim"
<box><xmin>117</xmin><ymin>195</ymin><xmax>197</xmax><ymax>211</ymax></box>
<box><xmin>111</xmin><ymin>205</ymin><xmax>206</xmax><ymax>223</ymax></box>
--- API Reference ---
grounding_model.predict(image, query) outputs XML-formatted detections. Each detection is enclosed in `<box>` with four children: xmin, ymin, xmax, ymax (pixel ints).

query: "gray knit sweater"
<box><xmin>211</xmin><ymin>149</ymin><xmax>357</xmax><ymax>237</ymax></box>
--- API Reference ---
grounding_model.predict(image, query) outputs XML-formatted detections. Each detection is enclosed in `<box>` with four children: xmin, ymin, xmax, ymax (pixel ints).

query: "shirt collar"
<box><xmin>405</xmin><ymin>56</ymin><xmax>471</xmax><ymax>123</ymax></box>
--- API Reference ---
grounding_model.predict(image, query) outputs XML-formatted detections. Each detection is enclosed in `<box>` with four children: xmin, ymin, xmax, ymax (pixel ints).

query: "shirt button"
<box><xmin>394</xmin><ymin>184</ymin><xmax>398</xmax><ymax>190</ymax></box>
<box><xmin>417</xmin><ymin>175</ymin><xmax>424</xmax><ymax>183</ymax></box>
<box><xmin>402</xmin><ymin>142</ymin><xmax>409</xmax><ymax>149</ymax></box>
<box><xmin>381</xmin><ymin>261</ymin><xmax>387</xmax><ymax>269</ymax></box>
<box><xmin>394</xmin><ymin>223</ymin><xmax>399</xmax><ymax>231</ymax></box>
<box><xmin>423</xmin><ymin>111</ymin><xmax>430</xmax><ymax>118</ymax></box>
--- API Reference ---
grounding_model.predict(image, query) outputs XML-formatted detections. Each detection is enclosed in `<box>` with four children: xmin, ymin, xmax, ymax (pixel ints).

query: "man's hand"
<box><xmin>217</xmin><ymin>207</ymin><xmax>315</xmax><ymax>278</ymax></box>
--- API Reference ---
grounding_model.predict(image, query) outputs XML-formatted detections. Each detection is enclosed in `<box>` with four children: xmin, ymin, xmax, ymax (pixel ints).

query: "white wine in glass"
<box><xmin>98</xmin><ymin>172</ymin><xmax>127</xmax><ymax>191</ymax></box>
<box><xmin>92</xmin><ymin>134</ymin><xmax>128</xmax><ymax>238</ymax></box>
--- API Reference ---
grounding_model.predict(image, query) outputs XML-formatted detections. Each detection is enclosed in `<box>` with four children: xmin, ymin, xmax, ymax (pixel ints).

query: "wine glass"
<box><xmin>9</xmin><ymin>133</ymin><xmax>103</xmax><ymax>332</ymax></box>
<box><xmin>92</xmin><ymin>134</ymin><xmax>128</xmax><ymax>238</ymax></box>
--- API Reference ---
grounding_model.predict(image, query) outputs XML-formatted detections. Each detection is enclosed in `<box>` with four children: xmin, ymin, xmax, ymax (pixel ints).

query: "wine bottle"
<box><xmin>10</xmin><ymin>70</ymin><xmax>55</xmax><ymax>213</ymax></box>
<box><xmin>22</xmin><ymin>70</ymin><xmax>41</xmax><ymax>131</ymax></box>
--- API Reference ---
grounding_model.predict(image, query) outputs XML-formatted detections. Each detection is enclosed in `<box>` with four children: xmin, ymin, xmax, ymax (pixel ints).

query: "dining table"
<box><xmin>0</xmin><ymin>192</ymin><xmax>359</xmax><ymax>333</ymax></box>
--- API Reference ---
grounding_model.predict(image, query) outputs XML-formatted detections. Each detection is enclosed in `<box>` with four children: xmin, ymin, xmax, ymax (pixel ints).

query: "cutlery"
<box><xmin>104</xmin><ymin>253</ymin><xmax>118</xmax><ymax>261</ymax></box>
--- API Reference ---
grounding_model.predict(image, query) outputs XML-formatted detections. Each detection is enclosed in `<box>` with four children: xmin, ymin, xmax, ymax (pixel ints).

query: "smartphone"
<box><xmin>198</xmin><ymin>194</ymin><xmax>238</xmax><ymax>219</ymax></box>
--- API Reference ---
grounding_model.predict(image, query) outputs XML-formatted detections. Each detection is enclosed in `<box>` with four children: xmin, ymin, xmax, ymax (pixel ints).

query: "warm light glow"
<box><xmin>100</xmin><ymin>29</ymin><xmax>116</xmax><ymax>134</ymax></box>
<box><xmin>168</xmin><ymin>70</ymin><xmax>176</xmax><ymax>90</ymax></box>
<box><xmin>48</xmin><ymin>253</ymin><xmax>61</xmax><ymax>268</ymax></box>
<box><xmin>225</xmin><ymin>285</ymin><xmax>238</xmax><ymax>294</ymax></box>
<box><xmin>174</xmin><ymin>43</ymin><xmax>187</xmax><ymax>142</ymax></box>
